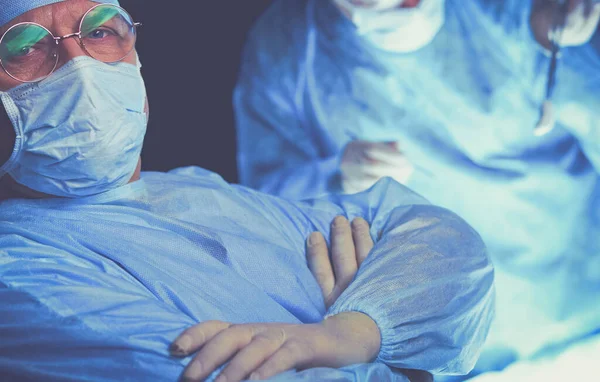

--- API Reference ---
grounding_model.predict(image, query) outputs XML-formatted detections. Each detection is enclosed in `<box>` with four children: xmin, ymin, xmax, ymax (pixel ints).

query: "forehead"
<box><xmin>0</xmin><ymin>0</ymin><xmax>100</xmax><ymax>35</ymax></box>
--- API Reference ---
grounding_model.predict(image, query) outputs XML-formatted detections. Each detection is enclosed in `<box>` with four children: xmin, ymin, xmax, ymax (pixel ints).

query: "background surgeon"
<box><xmin>234</xmin><ymin>0</ymin><xmax>600</xmax><ymax>375</ymax></box>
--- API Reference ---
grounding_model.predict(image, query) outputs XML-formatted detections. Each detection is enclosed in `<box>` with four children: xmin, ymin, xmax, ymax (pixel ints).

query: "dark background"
<box><xmin>120</xmin><ymin>0</ymin><xmax>273</xmax><ymax>183</ymax></box>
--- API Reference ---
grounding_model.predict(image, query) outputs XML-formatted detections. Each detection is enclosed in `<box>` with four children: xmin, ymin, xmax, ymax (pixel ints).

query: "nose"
<box><xmin>55</xmin><ymin>34</ymin><xmax>88</xmax><ymax>68</ymax></box>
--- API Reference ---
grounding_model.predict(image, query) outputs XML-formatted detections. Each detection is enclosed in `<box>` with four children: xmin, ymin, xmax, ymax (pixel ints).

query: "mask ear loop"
<box><xmin>0</xmin><ymin>92</ymin><xmax>24</xmax><ymax>177</ymax></box>
<box><xmin>135</xmin><ymin>51</ymin><xmax>142</xmax><ymax>70</ymax></box>
<box><xmin>534</xmin><ymin>0</ymin><xmax>570</xmax><ymax>136</ymax></box>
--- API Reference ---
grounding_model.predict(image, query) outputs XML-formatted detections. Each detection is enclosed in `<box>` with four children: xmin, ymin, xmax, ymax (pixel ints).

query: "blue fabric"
<box><xmin>234</xmin><ymin>0</ymin><xmax>600</xmax><ymax>365</ymax></box>
<box><xmin>0</xmin><ymin>0</ymin><xmax>119</xmax><ymax>27</ymax></box>
<box><xmin>0</xmin><ymin>167</ymin><xmax>494</xmax><ymax>381</ymax></box>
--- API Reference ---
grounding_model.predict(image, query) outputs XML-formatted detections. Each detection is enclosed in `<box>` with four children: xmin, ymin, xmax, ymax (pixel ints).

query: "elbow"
<box><xmin>384</xmin><ymin>204</ymin><xmax>496</xmax><ymax>375</ymax></box>
<box><xmin>419</xmin><ymin>205</ymin><xmax>496</xmax><ymax>375</ymax></box>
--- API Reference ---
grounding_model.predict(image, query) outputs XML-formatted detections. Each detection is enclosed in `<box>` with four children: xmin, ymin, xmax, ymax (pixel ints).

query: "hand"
<box><xmin>340</xmin><ymin>140</ymin><xmax>414</xmax><ymax>194</ymax></box>
<box><xmin>532</xmin><ymin>0</ymin><xmax>600</xmax><ymax>49</ymax></box>
<box><xmin>559</xmin><ymin>0</ymin><xmax>600</xmax><ymax>46</ymax></box>
<box><xmin>306</xmin><ymin>216</ymin><xmax>374</xmax><ymax>309</ymax></box>
<box><xmin>170</xmin><ymin>311</ymin><xmax>381</xmax><ymax>382</ymax></box>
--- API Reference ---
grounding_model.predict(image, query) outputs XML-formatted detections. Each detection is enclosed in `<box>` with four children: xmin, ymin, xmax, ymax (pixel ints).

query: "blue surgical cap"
<box><xmin>0</xmin><ymin>0</ymin><xmax>120</xmax><ymax>27</ymax></box>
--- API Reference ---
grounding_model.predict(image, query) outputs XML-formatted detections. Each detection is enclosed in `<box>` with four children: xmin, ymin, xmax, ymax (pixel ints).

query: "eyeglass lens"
<box><xmin>0</xmin><ymin>4</ymin><xmax>136</xmax><ymax>82</ymax></box>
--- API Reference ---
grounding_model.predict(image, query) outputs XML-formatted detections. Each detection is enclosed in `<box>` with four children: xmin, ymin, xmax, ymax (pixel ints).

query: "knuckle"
<box><xmin>252</xmin><ymin>334</ymin><xmax>273</xmax><ymax>347</ymax></box>
<box><xmin>180</xmin><ymin>327</ymin><xmax>196</xmax><ymax>338</ymax></box>
<box><xmin>228</xmin><ymin>323</ymin><xmax>243</xmax><ymax>331</ymax></box>
<box><xmin>266</xmin><ymin>327</ymin><xmax>287</xmax><ymax>345</ymax></box>
<box><xmin>313</xmin><ymin>270</ymin><xmax>333</xmax><ymax>281</ymax></box>
<box><xmin>194</xmin><ymin>320</ymin><xmax>229</xmax><ymax>336</ymax></box>
<box><xmin>282</xmin><ymin>339</ymin><xmax>307</xmax><ymax>358</ymax></box>
<box><xmin>277</xmin><ymin>327</ymin><xmax>288</xmax><ymax>342</ymax></box>
<box><xmin>228</xmin><ymin>324</ymin><xmax>255</xmax><ymax>338</ymax></box>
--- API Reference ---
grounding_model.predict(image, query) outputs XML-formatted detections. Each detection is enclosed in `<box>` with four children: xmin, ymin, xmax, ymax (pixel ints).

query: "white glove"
<box><xmin>334</xmin><ymin>1</ymin><xmax>409</xmax><ymax>12</ymax></box>
<box><xmin>555</xmin><ymin>0</ymin><xmax>600</xmax><ymax>47</ymax></box>
<box><xmin>340</xmin><ymin>140</ymin><xmax>414</xmax><ymax>194</ymax></box>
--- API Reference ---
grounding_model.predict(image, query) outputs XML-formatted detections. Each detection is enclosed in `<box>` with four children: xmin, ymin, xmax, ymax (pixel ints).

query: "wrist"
<box><xmin>322</xmin><ymin>311</ymin><xmax>381</xmax><ymax>363</ymax></box>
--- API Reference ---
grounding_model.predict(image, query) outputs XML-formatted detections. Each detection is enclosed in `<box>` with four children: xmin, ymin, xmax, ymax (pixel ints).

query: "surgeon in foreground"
<box><xmin>0</xmin><ymin>1</ymin><xmax>494</xmax><ymax>381</ymax></box>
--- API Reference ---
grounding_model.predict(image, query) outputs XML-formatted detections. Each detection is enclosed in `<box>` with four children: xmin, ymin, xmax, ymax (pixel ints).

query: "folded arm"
<box><xmin>225</xmin><ymin>178</ymin><xmax>495</xmax><ymax>375</ymax></box>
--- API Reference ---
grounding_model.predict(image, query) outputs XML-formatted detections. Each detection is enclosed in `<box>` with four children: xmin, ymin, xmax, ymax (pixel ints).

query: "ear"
<box><xmin>0</xmin><ymin>102</ymin><xmax>16</xmax><ymax>167</ymax></box>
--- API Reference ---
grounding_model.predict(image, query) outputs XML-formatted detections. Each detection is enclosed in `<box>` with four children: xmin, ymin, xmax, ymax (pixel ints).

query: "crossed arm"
<box><xmin>171</xmin><ymin>217</ymin><xmax>381</xmax><ymax>382</ymax></box>
<box><xmin>171</xmin><ymin>216</ymin><xmax>440</xmax><ymax>382</ymax></box>
<box><xmin>167</xmin><ymin>177</ymin><xmax>495</xmax><ymax>382</ymax></box>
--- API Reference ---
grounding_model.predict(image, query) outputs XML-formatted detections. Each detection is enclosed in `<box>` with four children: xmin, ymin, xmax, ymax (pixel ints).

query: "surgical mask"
<box><xmin>0</xmin><ymin>56</ymin><xmax>147</xmax><ymax>198</ymax></box>
<box><xmin>334</xmin><ymin>0</ymin><xmax>446</xmax><ymax>53</ymax></box>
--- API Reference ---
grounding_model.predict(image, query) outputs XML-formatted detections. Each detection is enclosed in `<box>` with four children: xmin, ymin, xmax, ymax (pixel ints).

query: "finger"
<box><xmin>351</xmin><ymin>218</ymin><xmax>374</xmax><ymax>266</ymax></box>
<box><xmin>363</xmin><ymin>141</ymin><xmax>399</xmax><ymax>152</ymax></box>
<box><xmin>330</xmin><ymin>216</ymin><xmax>357</xmax><ymax>290</ymax></box>
<box><xmin>183</xmin><ymin>325</ymin><xmax>257</xmax><ymax>381</ymax></box>
<box><xmin>216</xmin><ymin>328</ymin><xmax>287</xmax><ymax>382</ymax></box>
<box><xmin>342</xmin><ymin>164</ymin><xmax>383</xmax><ymax>182</ymax></box>
<box><xmin>352</xmin><ymin>141</ymin><xmax>394</xmax><ymax>165</ymax></box>
<box><xmin>249</xmin><ymin>340</ymin><xmax>312</xmax><ymax>381</ymax></box>
<box><xmin>170</xmin><ymin>320</ymin><xmax>231</xmax><ymax>357</ymax></box>
<box><xmin>364</xmin><ymin>148</ymin><xmax>409</xmax><ymax>167</ymax></box>
<box><xmin>306</xmin><ymin>232</ymin><xmax>335</xmax><ymax>300</ymax></box>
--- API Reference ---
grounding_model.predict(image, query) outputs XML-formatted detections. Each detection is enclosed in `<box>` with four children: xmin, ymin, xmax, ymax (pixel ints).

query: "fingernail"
<box><xmin>170</xmin><ymin>335</ymin><xmax>192</xmax><ymax>355</ymax></box>
<box><xmin>307</xmin><ymin>232</ymin><xmax>321</xmax><ymax>246</ymax></box>
<box><xmin>332</xmin><ymin>216</ymin><xmax>348</xmax><ymax>228</ymax></box>
<box><xmin>249</xmin><ymin>372</ymin><xmax>261</xmax><ymax>380</ymax></box>
<box><xmin>351</xmin><ymin>217</ymin><xmax>368</xmax><ymax>228</ymax></box>
<box><xmin>184</xmin><ymin>360</ymin><xmax>203</xmax><ymax>380</ymax></box>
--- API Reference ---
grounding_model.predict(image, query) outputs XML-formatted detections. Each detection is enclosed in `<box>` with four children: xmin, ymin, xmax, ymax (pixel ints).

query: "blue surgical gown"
<box><xmin>234</xmin><ymin>0</ymin><xmax>600</xmax><ymax>364</ymax></box>
<box><xmin>0</xmin><ymin>168</ymin><xmax>494</xmax><ymax>381</ymax></box>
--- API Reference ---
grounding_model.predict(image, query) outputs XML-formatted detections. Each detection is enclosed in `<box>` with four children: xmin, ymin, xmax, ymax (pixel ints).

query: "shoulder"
<box><xmin>240</xmin><ymin>0</ymin><xmax>310</xmax><ymax>79</ymax></box>
<box><xmin>244</xmin><ymin>0</ymin><xmax>309</xmax><ymax>56</ymax></box>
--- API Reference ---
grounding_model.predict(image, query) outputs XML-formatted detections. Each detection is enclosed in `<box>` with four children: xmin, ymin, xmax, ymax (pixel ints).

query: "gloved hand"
<box><xmin>532</xmin><ymin>0</ymin><xmax>600</xmax><ymax>50</ymax></box>
<box><xmin>557</xmin><ymin>0</ymin><xmax>600</xmax><ymax>47</ymax></box>
<box><xmin>340</xmin><ymin>140</ymin><xmax>414</xmax><ymax>194</ymax></box>
<box><xmin>335</xmin><ymin>0</ymin><xmax>420</xmax><ymax>11</ymax></box>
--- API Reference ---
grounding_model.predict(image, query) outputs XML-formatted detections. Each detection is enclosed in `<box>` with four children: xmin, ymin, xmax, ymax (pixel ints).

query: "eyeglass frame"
<box><xmin>0</xmin><ymin>3</ymin><xmax>142</xmax><ymax>83</ymax></box>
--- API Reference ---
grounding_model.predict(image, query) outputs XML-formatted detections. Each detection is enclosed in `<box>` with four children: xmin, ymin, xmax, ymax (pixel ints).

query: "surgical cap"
<box><xmin>0</xmin><ymin>0</ymin><xmax>120</xmax><ymax>27</ymax></box>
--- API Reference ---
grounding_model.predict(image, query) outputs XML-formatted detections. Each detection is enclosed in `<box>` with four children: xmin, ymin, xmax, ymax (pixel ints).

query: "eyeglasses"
<box><xmin>0</xmin><ymin>4</ymin><xmax>141</xmax><ymax>83</ymax></box>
